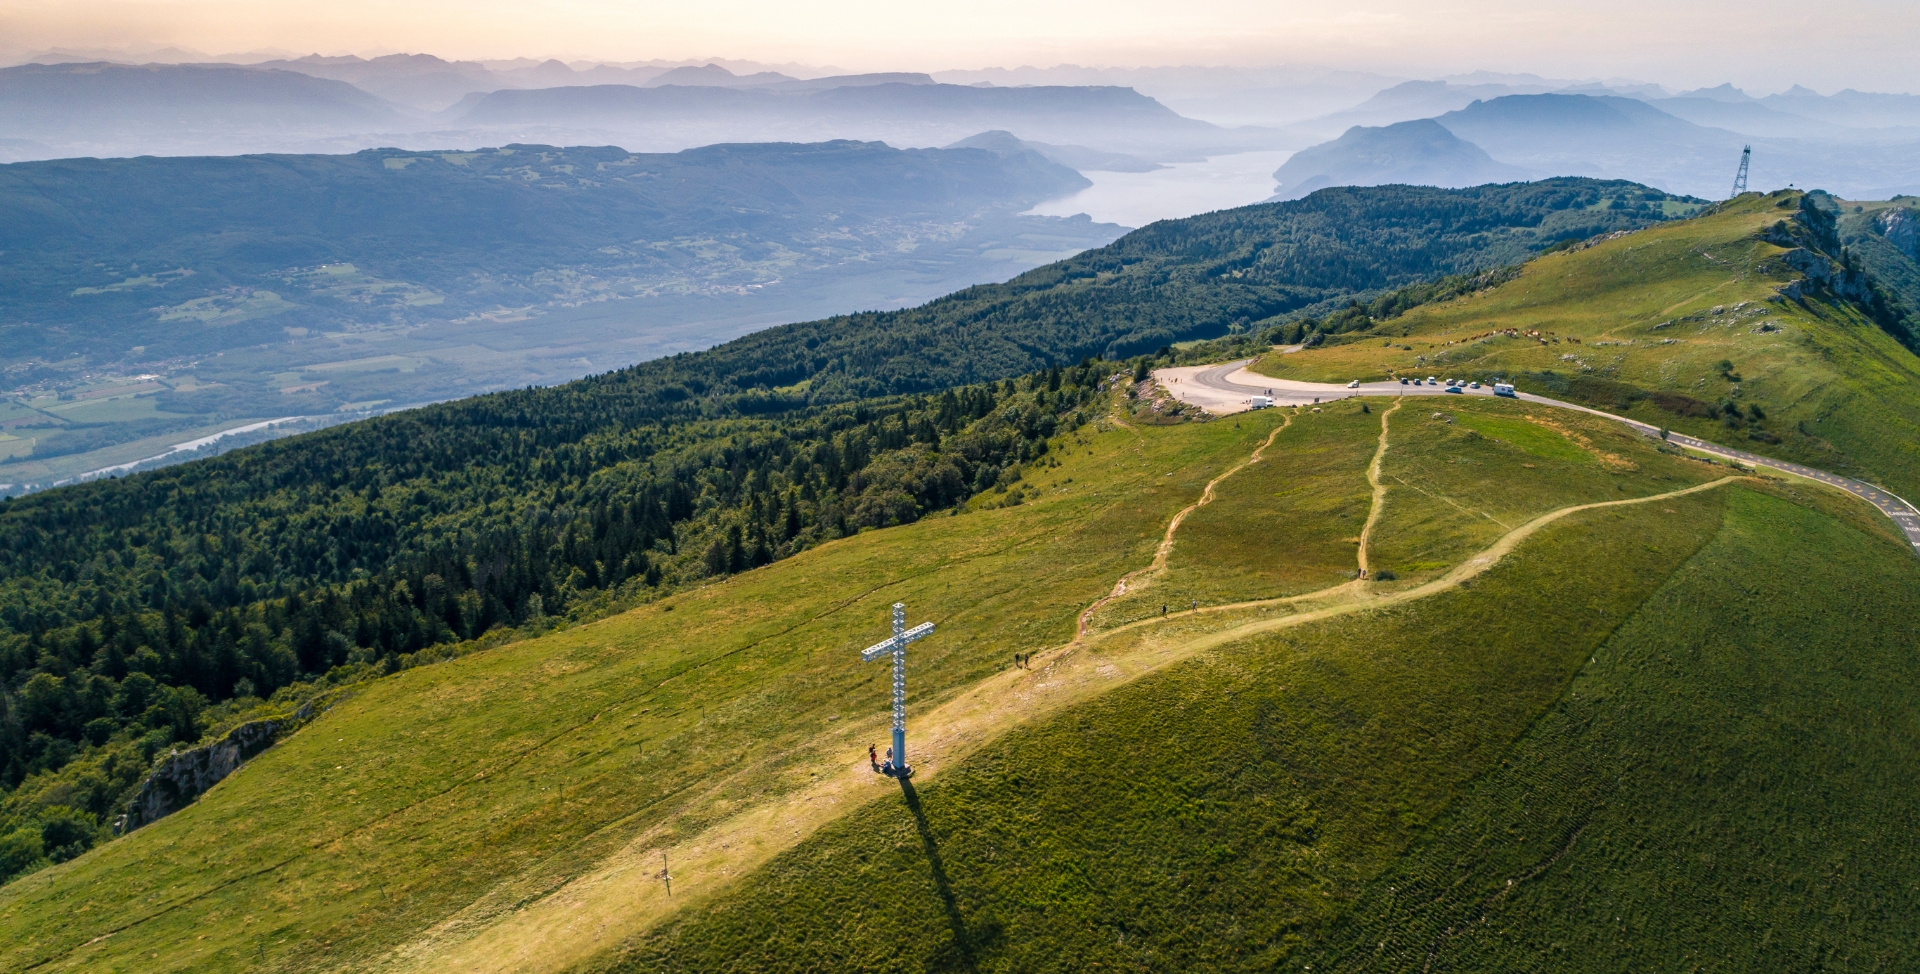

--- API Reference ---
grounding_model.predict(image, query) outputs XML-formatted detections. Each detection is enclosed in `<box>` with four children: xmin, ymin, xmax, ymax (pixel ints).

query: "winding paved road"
<box><xmin>1157</xmin><ymin>359</ymin><xmax>1920</xmax><ymax>559</ymax></box>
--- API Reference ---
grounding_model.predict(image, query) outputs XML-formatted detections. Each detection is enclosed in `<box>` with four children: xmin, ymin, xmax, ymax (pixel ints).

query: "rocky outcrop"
<box><xmin>1879</xmin><ymin>207</ymin><xmax>1919</xmax><ymax>261</ymax></box>
<box><xmin>120</xmin><ymin>717</ymin><xmax>287</xmax><ymax>832</ymax></box>
<box><xmin>1762</xmin><ymin>198</ymin><xmax>1877</xmax><ymax>305</ymax></box>
<box><xmin>1774</xmin><ymin>246</ymin><xmax>1875</xmax><ymax>304</ymax></box>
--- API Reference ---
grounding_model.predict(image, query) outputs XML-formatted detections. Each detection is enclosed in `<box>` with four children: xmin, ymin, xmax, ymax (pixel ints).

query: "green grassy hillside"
<box><xmin>1296</xmin><ymin>486</ymin><xmax>1920</xmax><ymax>971</ymax></box>
<box><xmin>0</xmin><ymin>397</ymin><xmax>1284</xmax><ymax>972</ymax></box>
<box><xmin>584</xmin><ymin>411</ymin><xmax>1918</xmax><ymax>974</ymax></box>
<box><xmin>1249</xmin><ymin>190</ymin><xmax>1920</xmax><ymax>499</ymax></box>
<box><xmin>9</xmin><ymin>386</ymin><xmax>1910</xmax><ymax>973</ymax></box>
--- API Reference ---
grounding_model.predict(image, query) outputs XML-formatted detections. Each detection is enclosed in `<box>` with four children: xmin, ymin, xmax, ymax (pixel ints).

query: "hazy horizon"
<box><xmin>9</xmin><ymin>48</ymin><xmax>1907</xmax><ymax>102</ymax></box>
<box><xmin>4</xmin><ymin>0</ymin><xmax>1917</xmax><ymax>94</ymax></box>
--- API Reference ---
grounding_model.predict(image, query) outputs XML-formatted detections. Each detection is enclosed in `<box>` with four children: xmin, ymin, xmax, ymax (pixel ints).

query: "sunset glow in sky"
<box><xmin>4</xmin><ymin>0</ymin><xmax>1916</xmax><ymax>91</ymax></box>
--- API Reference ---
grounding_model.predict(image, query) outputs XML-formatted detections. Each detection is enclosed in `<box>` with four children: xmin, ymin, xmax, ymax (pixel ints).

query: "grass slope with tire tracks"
<box><xmin>578</xmin><ymin>397</ymin><xmax>1918</xmax><ymax>972</ymax></box>
<box><xmin>583</xmin><ymin>479</ymin><xmax>1730</xmax><ymax>972</ymax></box>
<box><xmin>588</xmin><ymin>479</ymin><xmax>1916</xmax><ymax>972</ymax></box>
<box><xmin>1295</xmin><ymin>485</ymin><xmax>1920</xmax><ymax>972</ymax></box>
<box><xmin>1247</xmin><ymin>190</ymin><xmax>1920</xmax><ymax>500</ymax></box>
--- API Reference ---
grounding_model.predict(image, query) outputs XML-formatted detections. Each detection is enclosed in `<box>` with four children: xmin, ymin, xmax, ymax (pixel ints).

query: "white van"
<box><xmin>1494</xmin><ymin>382</ymin><xmax>1517</xmax><ymax>398</ymax></box>
<box><xmin>1250</xmin><ymin>395</ymin><xmax>1274</xmax><ymax>409</ymax></box>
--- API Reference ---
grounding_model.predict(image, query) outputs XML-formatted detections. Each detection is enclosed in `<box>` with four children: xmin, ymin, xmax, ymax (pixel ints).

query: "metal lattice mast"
<box><xmin>890</xmin><ymin>604</ymin><xmax>907</xmax><ymax>737</ymax></box>
<box><xmin>1730</xmin><ymin>146</ymin><xmax>1750</xmax><ymax>199</ymax></box>
<box><xmin>861</xmin><ymin>602</ymin><xmax>934</xmax><ymax>774</ymax></box>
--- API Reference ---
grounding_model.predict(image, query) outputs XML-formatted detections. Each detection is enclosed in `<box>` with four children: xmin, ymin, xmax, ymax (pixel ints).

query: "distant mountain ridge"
<box><xmin>0</xmin><ymin>59</ymin><xmax>1270</xmax><ymax>162</ymax></box>
<box><xmin>0</xmin><ymin>61</ymin><xmax>406</xmax><ymax>149</ymax></box>
<box><xmin>452</xmin><ymin>81</ymin><xmax>1256</xmax><ymax>158</ymax></box>
<box><xmin>1275</xmin><ymin>91</ymin><xmax>1920</xmax><ymax>200</ymax></box>
<box><xmin>641</xmin><ymin>65</ymin><xmax>934</xmax><ymax>91</ymax></box>
<box><xmin>252</xmin><ymin>53</ymin><xmax>520</xmax><ymax>112</ymax></box>
<box><xmin>944</xmin><ymin>130</ymin><xmax>1164</xmax><ymax>173</ymax></box>
<box><xmin>1270</xmin><ymin>118</ymin><xmax>1532</xmax><ymax>199</ymax></box>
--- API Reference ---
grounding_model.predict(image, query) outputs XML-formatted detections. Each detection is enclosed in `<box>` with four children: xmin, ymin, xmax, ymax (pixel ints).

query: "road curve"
<box><xmin>1156</xmin><ymin>359</ymin><xmax>1920</xmax><ymax>559</ymax></box>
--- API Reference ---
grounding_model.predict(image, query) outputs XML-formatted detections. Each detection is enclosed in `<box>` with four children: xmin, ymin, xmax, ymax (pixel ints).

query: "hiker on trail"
<box><xmin>869</xmin><ymin>744</ymin><xmax>878</xmax><ymax>769</ymax></box>
<box><xmin>1161</xmin><ymin>604</ymin><xmax>1167</xmax><ymax>616</ymax></box>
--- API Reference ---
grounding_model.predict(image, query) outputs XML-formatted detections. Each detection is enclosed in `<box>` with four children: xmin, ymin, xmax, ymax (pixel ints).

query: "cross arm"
<box><xmin>859</xmin><ymin>622</ymin><xmax>933</xmax><ymax>661</ymax></box>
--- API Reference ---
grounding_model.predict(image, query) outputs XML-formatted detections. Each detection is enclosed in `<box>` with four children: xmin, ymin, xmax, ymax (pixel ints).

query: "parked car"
<box><xmin>1347</xmin><ymin>380</ymin><xmax>1360</xmax><ymax>389</ymax></box>
<box><xmin>1445</xmin><ymin>385</ymin><xmax>1463</xmax><ymax>394</ymax></box>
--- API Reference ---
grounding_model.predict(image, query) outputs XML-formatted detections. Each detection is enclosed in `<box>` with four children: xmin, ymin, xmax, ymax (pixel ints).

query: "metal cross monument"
<box><xmin>862</xmin><ymin>602</ymin><xmax>934</xmax><ymax>775</ymax></box>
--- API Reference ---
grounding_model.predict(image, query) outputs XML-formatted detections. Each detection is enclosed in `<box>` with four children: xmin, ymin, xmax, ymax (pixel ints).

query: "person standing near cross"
<box><xmin>862</xmin><ymin>602</ymin><xmax>934</xmax><ymax>777</ymax></box>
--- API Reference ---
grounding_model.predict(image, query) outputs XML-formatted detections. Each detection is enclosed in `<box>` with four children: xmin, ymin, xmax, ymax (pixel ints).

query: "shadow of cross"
<box><xmin>862</xmin><ymin>602</ymin><xmax>934</xmax><ymax>775</ymax></box>
<box><xmin>899</xmin><ymin>778</ymin><xmax>993</xmax><ymax>973</ymax></box>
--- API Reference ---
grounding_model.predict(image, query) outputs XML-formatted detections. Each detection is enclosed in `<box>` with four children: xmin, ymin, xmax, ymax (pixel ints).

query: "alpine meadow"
<box><xmin>2</xmin><ymin>106</ymin><xmax>1920</xmax><ymax>974</ymax></box>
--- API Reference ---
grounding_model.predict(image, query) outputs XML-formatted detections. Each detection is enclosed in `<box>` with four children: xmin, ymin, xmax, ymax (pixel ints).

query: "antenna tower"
<box><xmin>1729</xmin><ymin>146</ymin><xmax>1750</xmax><ymax>199</ymax></box>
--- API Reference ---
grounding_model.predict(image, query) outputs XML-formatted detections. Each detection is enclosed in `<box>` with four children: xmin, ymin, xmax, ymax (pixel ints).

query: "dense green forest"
<box><xmin>0</xmin><ymin>362</ymin><xmax>1106</xmax><ymax>870</ymax></box>
<box><xmin>775</xmin><ymin>177</ymin><xmax>1697</xmax><ymax>391</ymax></box>
<box><xmin>0</xmin><ymin>178</ymin><xmax>1693</xmax><ymax>878</ymax></box>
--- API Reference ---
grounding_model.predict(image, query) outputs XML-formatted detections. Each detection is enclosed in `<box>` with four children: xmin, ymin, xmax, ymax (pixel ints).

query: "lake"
<box><xmin>1024</xmin><ymin>150</ymin><xmax>1296</xmax><ymax>228</ymax></box>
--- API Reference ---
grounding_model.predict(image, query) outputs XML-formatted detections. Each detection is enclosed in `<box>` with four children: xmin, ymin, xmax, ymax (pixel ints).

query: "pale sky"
<box><xmin>4</xmin><ymin>0</ymin><xmax>1917</xmax><ymax>93</ymax></box>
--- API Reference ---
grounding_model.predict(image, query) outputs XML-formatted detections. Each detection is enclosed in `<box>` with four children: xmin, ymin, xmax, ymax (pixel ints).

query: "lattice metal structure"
<box><xmin>861</xmin><ymin>602</ymin><xmax>934</xmax><ymax>774</ymax></box>
<box><xmin>1730</xmin><ymin>146</ymin><xmax>1751</xmax><ymax>199</ymax></box>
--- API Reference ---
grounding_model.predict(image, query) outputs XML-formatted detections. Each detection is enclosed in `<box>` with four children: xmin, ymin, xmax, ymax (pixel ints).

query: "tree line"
<box><xmin>0</xmin><ymin>362</ymin><xmax>1106</xmax><ymax>881</ymax></box>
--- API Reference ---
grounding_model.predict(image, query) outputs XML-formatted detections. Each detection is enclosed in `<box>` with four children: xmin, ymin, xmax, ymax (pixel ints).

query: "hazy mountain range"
<box><xmin>450</xmin><ymin>81</ymin><xmax>1254</xmax><ymax>158</ymax></box>
<box><xmin>1280</xmin><ymin>78</ymin><xmax>1920</xmax><ymax>143</ymax></box>
<box><xmin>253</xmin><ymin>55</ymin><xmax>939</xmax><ymax>112</ymax></box>
<box><xmin>0</xmin><ymin>61</ymin><xmax>407</xmax><ymax>160</ymax></box>
<box><xmin>5</xmin><ymin>53</ymin><xmax>1920</xmax><ymax>198</ymax></box>
<box><xmin>944</xmin><ymin>130</ymin><xmax>1164</xmax><ymax>173</ymax></box>
<box><xmin>1272</xmin><ymin>119</ymin><xmax>1530</xmax><ymax>199</ymax></box>
<box><xmin>0</xmin><ymin>59</ymin><xmax>1281</xmax><ymax>163</ymax></box>
<box><xmin>1273</xmin><ymin>91</ymin><xmax>1920</xmax><ymax>200</ymax></box>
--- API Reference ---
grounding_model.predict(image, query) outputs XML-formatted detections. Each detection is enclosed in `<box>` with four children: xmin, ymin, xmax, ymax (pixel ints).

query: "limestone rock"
<box><xmin>122</xmin><ymin>718</ymin><xmax>286</xmax><ymax>832</ymax></box>
<box><xmin>1878</xmin><ymin>207</ymin><xmax>1919</xmax><ymax>261</ymax></box>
